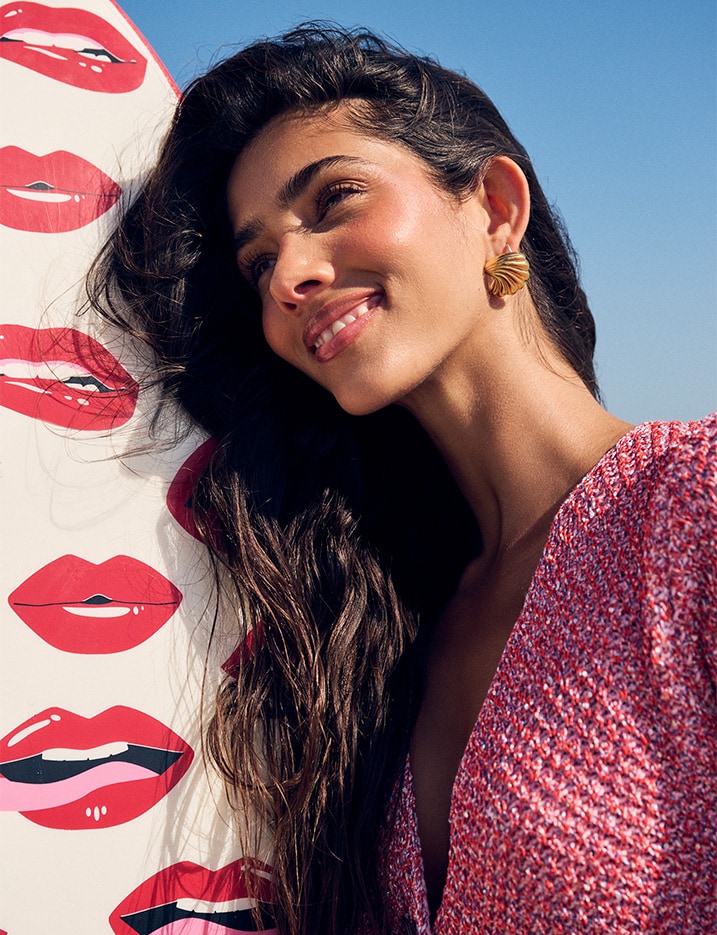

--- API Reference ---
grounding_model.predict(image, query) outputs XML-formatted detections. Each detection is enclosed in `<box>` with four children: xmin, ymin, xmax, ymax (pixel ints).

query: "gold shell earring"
<box><xmin>484</xmin><ymin>250</ymin><xmax>530</xmax><ymax>297</ymax></box>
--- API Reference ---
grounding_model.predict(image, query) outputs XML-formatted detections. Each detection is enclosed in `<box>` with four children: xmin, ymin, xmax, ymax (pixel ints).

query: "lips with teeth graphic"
<box><xmin>0</xmin><ymin>1</ymin><xmax>147</xmax><ymax>93</ymax></box>
<box><xmin>110</xmin><ymin>859</ymin><xmax>278</xmax><ymax>935</ymax></box>
<box><xmin>8</xmin><ymin>555</ymin><xmax>182</xmax><ymax>654</ymax></box>
<box><xmin>0</xmin><ymin>324</ymin><xmax>138</xmax><ymax>429</ymax></box>
<box><xmin>0</xmin><ymin>146</ymin><xmax>121</xmax><ymax>233</ymax></box>
<box><xmin>0</xmin><ymin>707</ymin><xmax>193</xmax><ymax>830</ymax></box>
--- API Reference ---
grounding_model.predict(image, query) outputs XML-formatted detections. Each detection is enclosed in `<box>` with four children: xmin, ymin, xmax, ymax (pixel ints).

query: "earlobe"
<box><xmin>481</xmin><ymin>156</ymin><xmax>531</xmax><ymax>250</ymax></box>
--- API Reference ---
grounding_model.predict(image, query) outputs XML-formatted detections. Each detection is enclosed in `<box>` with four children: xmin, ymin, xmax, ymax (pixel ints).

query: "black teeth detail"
<box><xmin>0</xmin><ymin>745</ymin><xmax>183</xmax><ymax>784</ymax></box>
<box><xmin>61</xmin><ymin>375</ymin><xmax>113</xmax><ymax>392</ymax></box>
<box><xmin>78</xmin><ymin>46</ymin><xmax>123</xmax><ymax>64</ymax></box>
<box><xmin>83</xmin><ymin>594</ymin><xmax>113</xmax><ymax>605</ymax></box>
<box><xmin>120</xmin><ymin>901</ymin><xmax>276</xmax><ymax>934</ymax></box>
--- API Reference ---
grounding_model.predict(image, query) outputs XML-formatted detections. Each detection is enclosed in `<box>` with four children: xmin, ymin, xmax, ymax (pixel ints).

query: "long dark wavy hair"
<box><xmin>88</xmin><ymin>25</ymin><xmax>597</xmax><ymax>934</ymax></box>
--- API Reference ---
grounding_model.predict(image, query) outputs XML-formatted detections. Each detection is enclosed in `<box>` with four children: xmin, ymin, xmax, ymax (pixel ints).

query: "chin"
<box><xmin>335</xmin><ymin>398</ymin><xmax>384</xmax><ymax>417</ymax></box>
<box><xmin>332</xmin><ymin>388</ymin><xmax>391</xmax><ymax>418</ymax></box>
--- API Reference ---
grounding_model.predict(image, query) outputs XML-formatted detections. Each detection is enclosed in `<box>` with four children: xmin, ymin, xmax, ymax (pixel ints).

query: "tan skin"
<box><xmin>226</xmin><ymin>108</ymin><xmax>633</xmax><ymax>919</ymax></box>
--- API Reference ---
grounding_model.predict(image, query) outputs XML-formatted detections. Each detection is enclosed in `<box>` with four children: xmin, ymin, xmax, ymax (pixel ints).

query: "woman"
<box><xmin>89</xmin><ymin>26</ymin><xmax>716</xmax><ymax>935</ymax></box>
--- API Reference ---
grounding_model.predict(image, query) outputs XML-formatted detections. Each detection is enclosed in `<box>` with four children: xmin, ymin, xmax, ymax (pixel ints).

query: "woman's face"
<box><xmin>226</xmin><ymin>107</ymin><xmax>492</xmax><ymax>416</ymax></box>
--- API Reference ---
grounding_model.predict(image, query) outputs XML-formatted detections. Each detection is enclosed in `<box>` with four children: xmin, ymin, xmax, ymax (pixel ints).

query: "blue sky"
<box><xmin>121</xmin><ymin>0</ymin><xmax>716</xmax><ymax>423</ymax></box>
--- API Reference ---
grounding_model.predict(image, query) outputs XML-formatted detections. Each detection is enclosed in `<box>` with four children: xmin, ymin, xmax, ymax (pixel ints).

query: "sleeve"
<box><xmin>648</xmin><ymin>413</ymin><xmax>717</xmax><ymax>696</ymax></box>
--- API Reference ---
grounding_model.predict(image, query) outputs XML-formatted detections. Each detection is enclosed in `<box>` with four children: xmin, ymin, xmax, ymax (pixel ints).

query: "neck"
<box><xmin>401</xmin><ymin>330</ymin><xmax>633</xmax><ymax>563</ymax></box>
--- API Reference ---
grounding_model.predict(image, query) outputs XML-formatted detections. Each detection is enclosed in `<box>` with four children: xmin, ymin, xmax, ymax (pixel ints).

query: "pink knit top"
<box><xmin>379</xmin><ymin>415</ymin><xmax>717</xmax><ymax>934</ymax></box>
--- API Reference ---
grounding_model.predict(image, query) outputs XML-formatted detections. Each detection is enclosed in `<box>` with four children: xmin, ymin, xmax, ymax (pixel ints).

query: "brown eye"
<box><xmin>240</xmin><ymin>253</ymin><xmax>276</xmax><ymax>289</ymax></box>
<box><xmin>316</xmin><ymin>183</ymin><xmax>362</xmax><ymax>220</ymax></box>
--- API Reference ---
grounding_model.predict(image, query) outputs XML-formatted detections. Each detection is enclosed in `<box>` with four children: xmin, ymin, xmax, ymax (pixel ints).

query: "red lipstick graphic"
<box><xmin>110</xmin><ymin>859</ymin><xmax>277</xmax><ymax>935</ymax></box>
<box><xmin>166</xmin><ymin>439</ymin><xmax>217</xmax><ymax>542</ymax></box>
<box><xmin>9</xmin><ymin>555</ymin><xmax>182</xmax><ymax>654</ymax></box>
<box><xmin>0</xmin><ymin>324</ymin><xmax>138</xmax><ymax>429</ymax></box>
<box><xmin>0</xmin><ymin>2</ymin><xmax>147</xmax><ymax>93</ymax></box>
<box><xmin>0</xmin><ymin>146</ymin><xmax>121</xmax><ymax>233</ymax></box>
<box><xmin>0</xmin><ymin>707</ymin><xmax>193</xmax><ymax>830</ymax></box>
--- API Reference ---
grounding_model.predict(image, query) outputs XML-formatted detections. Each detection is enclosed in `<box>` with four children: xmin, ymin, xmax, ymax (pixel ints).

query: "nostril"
<box><xmin>295</xmin><ymin>279</ymin><xmax>322</xmax><ymax>295</ymax></box>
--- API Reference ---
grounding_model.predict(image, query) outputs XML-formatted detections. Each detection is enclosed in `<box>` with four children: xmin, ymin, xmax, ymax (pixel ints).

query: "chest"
<box><xmin>409</xmin><ymin>566</ymin><xmax>533</xmax><ymax>915</ymax></box>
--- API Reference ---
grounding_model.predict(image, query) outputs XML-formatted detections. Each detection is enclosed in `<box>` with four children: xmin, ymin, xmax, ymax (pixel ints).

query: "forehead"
<box><xmin>226</xmin><ymin>107</ymin><xmax>434</xmax><ymax>221</ymax></box>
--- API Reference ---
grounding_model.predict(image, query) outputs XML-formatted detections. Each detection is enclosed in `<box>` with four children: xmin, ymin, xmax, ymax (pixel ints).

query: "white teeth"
<box><xmin>4</xmin><ymin>28</ymin><xmax>98</xmax><ymax>51</ymax></box>
<box><xmin>313</xmin><ymin>304</ymin><xmax>372</xmax><ymax>350</ymax></box>
<box><xmin>0</xmin><ymin>361</ymin><xmax>91</xmax><ymax>381</ymax></box>
<box><xmin>62</xmin><ymin>605</ymin><xmax>130</xmax><ymax>618</ymax></box>
<box><xmin>7</xmin><ymin>188</ymin><xmax>73</xmax><ymax>203</ymax></box>
<box><xmin>42</xmin><ymin>741</ymin><xmax>129</xmax><ymax>761</ymax></box>
<box><xmin>175</xmin><ymin>897</ymin><xmax>257</xmax><ymax>915</ymax></box>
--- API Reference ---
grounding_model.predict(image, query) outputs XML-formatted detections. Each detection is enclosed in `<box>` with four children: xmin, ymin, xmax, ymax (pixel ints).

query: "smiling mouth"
<box><xmin>308</xmin><ymin>293</ymin><xmax>382</xmax><ymax>356</ymax></box>
<box><xmin>313</xmin><ymin>303</ymin><xmax>372</xmax><ymax>351</ymax></box>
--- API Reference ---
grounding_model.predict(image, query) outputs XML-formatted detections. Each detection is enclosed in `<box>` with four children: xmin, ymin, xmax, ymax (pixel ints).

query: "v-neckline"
<box><xmin>405</xmin><ymin>425</ymin><xmax>640</xmax><ymax>930</ymax></box>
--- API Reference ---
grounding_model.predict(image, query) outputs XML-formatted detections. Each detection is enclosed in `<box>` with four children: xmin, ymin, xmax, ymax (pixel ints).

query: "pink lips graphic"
<box><xmin>0</xmin><ymin>146</ymin><xmax>121</xmax><ymax>233</ymax></box>
<box><xmin>0</xmin><ymin>1</ymin><xmax>147</xmax><ymax>93</ymax></box>
<box><xmin>0</xmin><ymin>324</ymin><xmax>138</xmax><ymax>429</ymax></box>
<box><xmin>0</xmin><ymin>706</ymin><xmax>193</xmax><ymax>829</ymax></box>
<box><xmin>110</xmin><ymin>858</ymin><xmax>277</xmax><ymax>935</ymax></box>
<box><xmin>9</xmin><ymin>555</ymin><xmax>182</xmax><ymax>654</ymax></box>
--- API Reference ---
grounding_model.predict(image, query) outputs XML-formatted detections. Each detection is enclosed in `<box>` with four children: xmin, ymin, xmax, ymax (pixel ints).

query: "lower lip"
<box><xmin>0</xmin><ymin>706</ymin><xmax>193</xmax><ymax>830</ymax></box>
<box><xmin>313</xmin><ymin>303</ymin><xmax>380</xmax><ymax>364</ymax></box>
<box><xmin>109</xmin><ymin>859</ymin><xmax>276</xmax><ymax>935</ymax></box>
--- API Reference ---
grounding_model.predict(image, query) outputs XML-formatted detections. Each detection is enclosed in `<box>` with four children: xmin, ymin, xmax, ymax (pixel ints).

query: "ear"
<box><xmin>479</xmin><ymin>156</ymin><xmax>531</xmax><ymax>253</ymax></box>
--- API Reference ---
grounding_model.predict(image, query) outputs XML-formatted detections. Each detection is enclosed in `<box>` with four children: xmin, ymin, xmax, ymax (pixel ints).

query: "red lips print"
<box><xmin>0</xmin><ymin>706</ymin><xmax>194</xmax><ymax>830</ymax></box>
<box><xmin>0</xmin><ymin>146</ymin><xmax>121</xmax><ymax>233</ymax></box>
<box><xmin>166</xmin><ymin>438</ymin><xmax>217</xmax><ymax>541</ymax></box>
<box><xmin>8</xmin><ymin>555</ymin><xmax>182</xmax><ymax>654</ymax></box>
<box><xmin>0</xmin><ymin>324</ymin><xmax>138</xmax><ymax>429</ymax></box>
<box><xmin>110</xmin><ymin>858</ymin><xmax>277</xmax><ymax>934</ymax></box>
<box><xmin>0</xmin><ymin>2</ymin><xmax>147</xmax><ymax>93</ymax></box>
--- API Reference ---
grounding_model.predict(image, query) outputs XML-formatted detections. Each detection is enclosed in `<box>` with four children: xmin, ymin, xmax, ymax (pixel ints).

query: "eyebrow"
<box><xmin>232</xmin><ymin>154</ymin><xmax>369</xmax><ymax>254</ymax></box>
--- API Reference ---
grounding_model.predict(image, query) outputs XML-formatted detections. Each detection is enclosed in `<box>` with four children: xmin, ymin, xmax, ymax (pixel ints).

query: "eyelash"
<box><xmin>316</xmin><ymin>181</ymin><xmax>363</xmax><ymax>219</ymax></box>
<box><xmin>242</xmin><ymin>251</ymin><xmax>275</xmax><ymax>288</ymax></box>
<box><xmin>241</xmin><ymin>181</ymin><xmax>363</xmax><ymax>287</ymax></box>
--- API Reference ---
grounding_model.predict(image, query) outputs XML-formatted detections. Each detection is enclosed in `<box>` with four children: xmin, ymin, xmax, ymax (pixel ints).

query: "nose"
<box><xmin>268</xmin><ymin>233</ymin><xmax>333</xmax><ymax>313</ymax></box>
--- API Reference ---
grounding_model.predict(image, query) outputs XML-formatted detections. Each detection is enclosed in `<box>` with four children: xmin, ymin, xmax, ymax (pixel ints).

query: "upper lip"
<box><xmin>109</xmin><ymin>858</ymin><xmax>276</xmax><ymax>935</ymax></box>
<box><xmin>0</xmin><ymin>323</ymin><xmax>138</xmax><ymax>429</ymax></box>
<box><xmin>8</xmin><ymin>554</ymin><xmax>182</xmax><ymax>654</ymax></box>
<box><xmin>0</xmin><ymin>146</ymin><xmax>121</xmax><ymax>233</ymax></box>
<box><xmin>303</xmin><ymin>290</ymin><xmax>383</xmax><ymax>351</ymax></box>
<box><xmin>0</xmin><ymin>1</ymin><xmax>147</xmax><ymax>93</ymax></box>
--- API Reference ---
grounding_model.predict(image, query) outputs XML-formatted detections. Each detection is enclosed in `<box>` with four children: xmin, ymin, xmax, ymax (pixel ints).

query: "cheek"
<box><xmin>261</xmin><ymin>306</ymin><xmax>289</xmax><ymax>358</ymax></box>
<box><xmin>261</xmin><ymin>304</ymin><xmax>315</xmax><ymax>377</ymax></box>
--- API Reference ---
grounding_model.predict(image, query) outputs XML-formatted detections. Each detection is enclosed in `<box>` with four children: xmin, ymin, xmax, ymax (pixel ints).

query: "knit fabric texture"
<box><xmin>379</xmin><ymin>415</ymin><xmax>717</xmax><ymax>934</ymax></box>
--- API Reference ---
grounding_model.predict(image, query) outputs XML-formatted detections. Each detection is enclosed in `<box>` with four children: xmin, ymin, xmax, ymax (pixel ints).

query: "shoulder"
<box><xmin>638</xmin><ymin>413</ymin><xmax>716</xmax><ymax>534</ymax></box>
<box><xmin>632</xmin><ymin>415</ymin><xmax>717</xmax><ymax>686</ymax></box>
<box><xmin>595</xmin><ymin>413</ymin><xmax>717</xmax><ymax>527</ymax></box>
